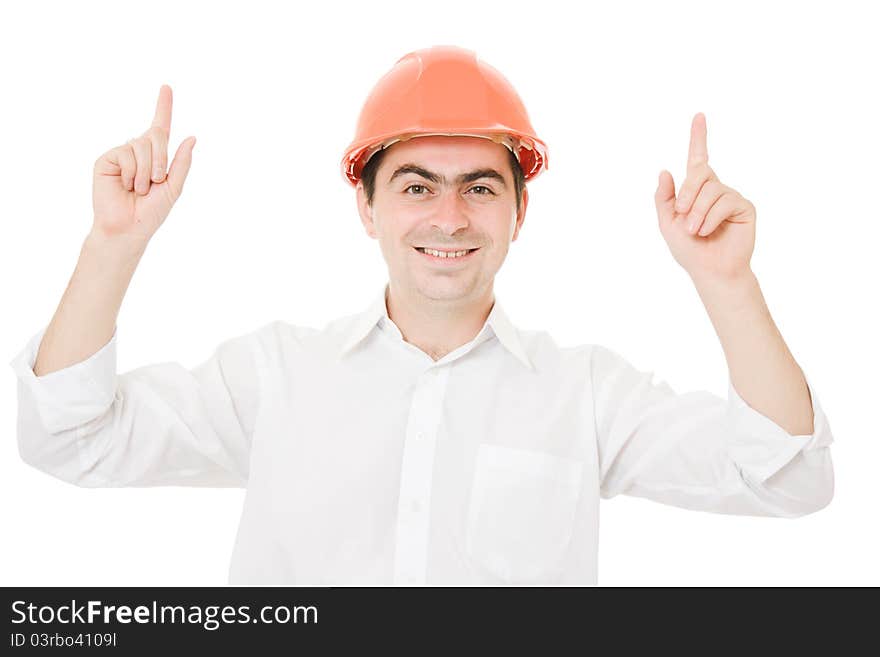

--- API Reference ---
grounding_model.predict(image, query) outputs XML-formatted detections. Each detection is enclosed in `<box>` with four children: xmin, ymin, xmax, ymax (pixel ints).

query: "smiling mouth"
<box><xmin>413</xmin><ymin>246</ymin><xmax>480</xmax><ymax>260</ymax></box>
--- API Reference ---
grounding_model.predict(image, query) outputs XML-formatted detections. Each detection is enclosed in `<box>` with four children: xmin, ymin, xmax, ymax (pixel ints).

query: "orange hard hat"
<box><xmin>340</xmin><ymin>45</ymin><xmax>549</xmax><ymax>187</ymax></box>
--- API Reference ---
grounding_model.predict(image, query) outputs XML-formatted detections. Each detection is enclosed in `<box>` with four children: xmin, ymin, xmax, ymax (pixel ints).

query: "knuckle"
<box><xmin>688</xmin><ymin>163</ymin><xmax>709</xmax><ymax>180</ymax></box>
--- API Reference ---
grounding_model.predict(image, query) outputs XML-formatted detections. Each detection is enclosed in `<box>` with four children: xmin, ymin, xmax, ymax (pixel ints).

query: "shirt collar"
<box><xmin>336</xmin><ymin>282</ymin><xmax>534</xmax><ymax>371</ymax></box>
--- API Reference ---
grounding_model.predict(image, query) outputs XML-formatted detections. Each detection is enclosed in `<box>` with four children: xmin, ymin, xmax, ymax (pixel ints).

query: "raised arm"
<box><xmin>9</xmin><ymin>86</ymin><xmax>263</xmax><ymax>489</ymax></box>
<box><xmin>34</xmin><ymin>84</ymin><xmax>195</xmax><ymax>376</ymax></box>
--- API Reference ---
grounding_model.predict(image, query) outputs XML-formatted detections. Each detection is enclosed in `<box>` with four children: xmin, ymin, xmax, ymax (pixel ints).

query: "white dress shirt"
<box><xmin>9</xmin><ymin>281</ymin><xmax>835</xmax><ymax>585</ymax></box>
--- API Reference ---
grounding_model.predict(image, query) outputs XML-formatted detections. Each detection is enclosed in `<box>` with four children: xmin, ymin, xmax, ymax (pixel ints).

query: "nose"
<box><xmin>429</xmin><ymin>190</ymin><xmax>471</xmax><ymax>235</ymax></box>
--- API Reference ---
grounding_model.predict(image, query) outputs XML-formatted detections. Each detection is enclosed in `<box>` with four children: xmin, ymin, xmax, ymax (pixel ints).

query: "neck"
<box><xmin>385</xmin><ymin>281</ymin><xmax>494</xmax><ymax>361</ymax></box>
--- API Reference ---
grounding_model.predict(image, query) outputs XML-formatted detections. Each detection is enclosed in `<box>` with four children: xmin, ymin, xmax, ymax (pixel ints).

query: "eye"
<box><xmin>469</xmin><ymin>185</ymin><xmax>494</xmax><ymax>195</ymax></box>
<box><xmin>404</xmin><ymin>184</ymin><xmax>429</xmax><ymax>195</ymax></box>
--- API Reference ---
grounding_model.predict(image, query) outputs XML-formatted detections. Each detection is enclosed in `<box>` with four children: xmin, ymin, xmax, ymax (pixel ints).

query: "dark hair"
<box><xmin>359</xmin><ymin>143</ymin><xmax>526</xmax><ymax>215</ymax></box>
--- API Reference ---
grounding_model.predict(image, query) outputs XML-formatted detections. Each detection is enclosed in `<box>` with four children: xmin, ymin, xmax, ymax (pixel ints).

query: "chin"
<box><xmin>413</xmin><ymin>277</ymin><xmax>479</xmax><ymax>301</ymax></box>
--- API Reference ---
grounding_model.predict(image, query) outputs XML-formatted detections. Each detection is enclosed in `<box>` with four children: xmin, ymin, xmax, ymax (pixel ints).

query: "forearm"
<box><xmin>691</xmin><ymin>268</ymin><xmax>814</xmax><ymax>436</ymax></box>
<box><xmin>33</xmin><ymin>229</ymin><xmax>147</xmax><ymax>376</ymax></box>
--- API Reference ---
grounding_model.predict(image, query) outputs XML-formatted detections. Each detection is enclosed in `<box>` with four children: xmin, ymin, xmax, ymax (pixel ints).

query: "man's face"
<box><xmin>356</xmin><ymin>135</ymin><xmax>528</xmax><ymax>303</ymax></box>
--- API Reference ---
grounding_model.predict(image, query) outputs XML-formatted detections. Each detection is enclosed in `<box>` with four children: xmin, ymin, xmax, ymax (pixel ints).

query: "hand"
<box><xmin>92</xmin><ymin>85</ymin><xmax>196</xmax><ymax>245</ymax></box>
<box><xmin>654</xmin><ymin>113</ymin><xmax>756</xmax><ymax>284</ymax></box>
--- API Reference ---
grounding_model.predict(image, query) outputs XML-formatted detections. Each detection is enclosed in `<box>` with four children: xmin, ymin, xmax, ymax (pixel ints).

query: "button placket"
<box><xmin>392</xmin><ymin>366</ymin><xmax>450</xmax><ymax>585</ymax></box>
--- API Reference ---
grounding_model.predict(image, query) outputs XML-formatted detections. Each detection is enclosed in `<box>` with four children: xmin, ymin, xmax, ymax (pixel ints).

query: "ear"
<box><xmin>356</xmin><ymin>181</ymin><xmax>379</xmax><ymax>239</ymax></box>
<box><xmin>511</xmin><ymin>186</ymin><xmax>529</xmax><ymax>242</ymax></box>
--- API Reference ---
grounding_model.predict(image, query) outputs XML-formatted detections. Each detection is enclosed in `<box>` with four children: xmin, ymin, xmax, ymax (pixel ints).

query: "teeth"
<box><xmin>420</xmin><ymin>248</ymin><xmax>471</xmax><ymax>258</ymax></box>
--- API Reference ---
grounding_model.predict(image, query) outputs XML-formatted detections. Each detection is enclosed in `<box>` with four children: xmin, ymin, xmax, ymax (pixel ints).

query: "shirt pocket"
<box><xmin>465</xmin><ymin>443</ymin><xmax>584</xmax><ymax>583</ymax></box>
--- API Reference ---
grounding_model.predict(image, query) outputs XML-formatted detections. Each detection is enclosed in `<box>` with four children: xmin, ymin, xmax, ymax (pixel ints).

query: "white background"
<box><xmin>1</xmin><ymin>0</ymin><xmax>877</xmax><ymax>586</ymax></box>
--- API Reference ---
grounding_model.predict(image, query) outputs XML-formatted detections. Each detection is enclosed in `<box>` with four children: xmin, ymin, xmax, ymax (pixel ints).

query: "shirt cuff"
<box><xmin>725</xmin><ymin>370</ymin><xmax>834</xmax><ymax>483</ymax></box>
<box><xmin>8</xmin><ymin>326</ymin><xmax>118</xmax><ymax>435</ymax></box>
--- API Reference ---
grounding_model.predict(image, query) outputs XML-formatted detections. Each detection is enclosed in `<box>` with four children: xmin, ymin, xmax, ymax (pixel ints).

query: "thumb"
<box><xmin>654</xmin><ymin>169</ymin><xmax>676</xmax><ymax>221</ymax></box>
<box><xmin>166</xmin><ymin>136</ymin><xmax>196</xmax><ymax>201</ymax></box>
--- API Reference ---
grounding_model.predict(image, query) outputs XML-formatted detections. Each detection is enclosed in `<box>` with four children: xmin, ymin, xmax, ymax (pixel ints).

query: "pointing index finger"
<box><xmin>151</xmin><ymin>84</ymin><xmax>173</xmax><ymax>134</ymax></box>
<box><xmin>687</xmin><ymin>112</ymin><xmax>708</xmax><ymax>169</ymax></box>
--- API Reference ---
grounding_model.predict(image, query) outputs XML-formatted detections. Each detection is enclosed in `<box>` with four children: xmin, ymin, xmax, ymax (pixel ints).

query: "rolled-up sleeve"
<box><xmin>9</xmin><ymin>324</ymin><xmax>265</xmax><ymax>489</ymax></box>
<box><xmin>591</xmin><ymin>345</ymin><xmax>834</xmax><ymax>518</ymax></box>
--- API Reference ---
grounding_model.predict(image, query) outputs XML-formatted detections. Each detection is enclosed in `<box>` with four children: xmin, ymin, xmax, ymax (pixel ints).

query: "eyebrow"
<box><xmin>387</xmin><ymin>163</ymin><xmax>508</xmax><ymax>188</ymax></box>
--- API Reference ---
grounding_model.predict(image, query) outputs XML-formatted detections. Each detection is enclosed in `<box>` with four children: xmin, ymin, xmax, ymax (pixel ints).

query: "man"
<box><xmin>10</xmin><ymin>45</ymin><xmax>834</xmax><ymax>585</ymax></box>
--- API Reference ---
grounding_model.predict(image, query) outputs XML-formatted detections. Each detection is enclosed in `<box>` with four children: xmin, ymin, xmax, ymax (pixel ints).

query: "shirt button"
<box><xmin>416</xmin><ymin>431</ymin><xmax>424</xmax><ymax>440</ymax></box>
<box><xmin>410</xmin><ymin>500</ymin><xmax>421</xmax><ymax>513</ymax></box>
